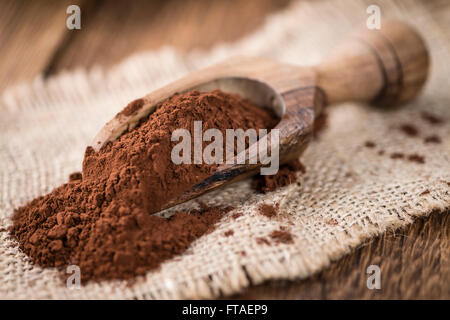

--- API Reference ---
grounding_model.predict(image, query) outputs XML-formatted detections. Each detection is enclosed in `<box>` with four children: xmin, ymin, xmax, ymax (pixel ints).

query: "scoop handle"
<box><xmin>316</xmin><ymin>20</ymin><xmax>429</xmax><ymax>106</ymax></box>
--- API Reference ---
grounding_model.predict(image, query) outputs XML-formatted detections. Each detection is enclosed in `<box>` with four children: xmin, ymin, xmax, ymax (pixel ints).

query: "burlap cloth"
<box><xmin>1</xmin><ymin>0</ymin><xmax>449</xmax><ymax>299</ymax></box>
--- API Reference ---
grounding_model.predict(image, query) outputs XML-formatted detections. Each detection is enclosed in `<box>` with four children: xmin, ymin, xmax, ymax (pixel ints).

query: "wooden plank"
<box><xmin>0</xmin><ymin>0</ymin><xmax>83</xmax><ymax>91</ymax></box>
<box><xmin>234</xmin><ymin>211</ymin><xmax>449</xmax><ymax>299</ymax></box>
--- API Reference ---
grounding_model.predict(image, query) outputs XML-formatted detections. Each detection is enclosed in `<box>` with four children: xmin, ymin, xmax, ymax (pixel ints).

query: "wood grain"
<box><xmin>234</xmin><ymin>211</ymin><xmax>449</xmax><ymax>299</ymax></box>
<box><xmin>0</xmin><ymin>0</ymin><xmax>81</xmax><ymax>90</ymax></box>
<box><xmin>317</xmin><ymin>20</ymin><xmax>429</xmax><ymax>105</ymax></box>
<box><xmin>0</xmin><ymin>0</ymin><xmax>448</xmax><ymax>299</ymax></box>
<box><xmin>44</xmin><ymin>0</ymin><xmax>292</xmax><ymax>76</ymax></box>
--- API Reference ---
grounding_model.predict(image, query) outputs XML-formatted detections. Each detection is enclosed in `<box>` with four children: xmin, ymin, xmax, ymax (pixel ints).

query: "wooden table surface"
<box><xmin>1</xmin><ymin>0</ymin><xmax>448</xmax><ymax>299</ymax></box>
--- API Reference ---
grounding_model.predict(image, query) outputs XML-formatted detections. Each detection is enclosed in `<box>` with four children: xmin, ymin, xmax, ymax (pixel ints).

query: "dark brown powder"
<box><xmin>224</xmin><ymin>230</ymin><xmax>234</xmax><ymax>237</ymax></box>
<box><xmin>251</xmin><ymin>159</ymin><xmax>306</xmax><ymax>193</ymax></box>
<box><xmin>269</xmin><ymin>229</ymin><xmax>294</xmax><ymax>244</ymax></box>
<box><xmin>256</xmin><ymin>237</ymin><xmax>271</xmax><ymax>246</ymax></box>
<box><xmin>364</xmin><ymin>141</ymin><xmax>376</xmax><ymax>148</ymax></box>
<box><xmin>407</xmin><ymin>154</ymin><xmax>425</xmax><ymax>164</ymax></box>
<box><xmin>399</xmin><ymin>124</ymin><xmax>419</xmax><ymax>137</ymax></box>
<box><xmin>390</xmin><ymin>152</ymin><xmax>425</xmax><ymax>164</ymax></box>
<box><xmin>424</xmin><ymin>135</ymin><xmax>442</xmax><ymax>144</ymax></box>
<box><xmin>421</xmin><ymin>111</ymin><xmax>444</xmax><ymax>125</ymax></box>
<box><xmin>390</xmin><ymin>152</ymin><xmax>405</xmax><ymax>159</ymax></box>
<box><xmin>68</xmin><ymin>172</ymin><xmax>82</xmax><ymax>182</ymax></box>
<box><xmin>231</xmin><ymin>212</ymin><xmax>243</xmax><ymax>220</ymax></box>
<box><xmin>10</xmin><ymin>89</ymin><xmax>278</xmax><ymax>283</ymax></box>
<box><xmin>258</xmin><ymin>203</ymin><xmax>279</xmax><ymax>218</ymax></box>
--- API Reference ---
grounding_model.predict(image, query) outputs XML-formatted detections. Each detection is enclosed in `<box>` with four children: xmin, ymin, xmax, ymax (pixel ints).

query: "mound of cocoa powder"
<box><xmin>10</xmin><ymin>89</ymin><xmax>278</xmax><ymax>283</ymax></box>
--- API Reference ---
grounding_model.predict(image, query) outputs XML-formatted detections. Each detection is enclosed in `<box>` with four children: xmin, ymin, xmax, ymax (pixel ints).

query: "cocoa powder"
<box><xmin>258</xmin><ymin>203</ymin><xmax>279</xmax><ymax>218</ymax></box>
<box><xmin>399</xmin><ymin>124</ymin><xmax>419</xmax><ymax>137</ymax></box>
<box><xmin>252</xmin><ymin>159</ymin><xmax>306</xmax><ymax>193</ymax></box>
<box><xmin>10</xmin><ymin>89</ymin><xmax>278</xmax><ymax>283</ymax></box>
<box><xmin>364</xmin><ymin>141</ymin><xmax>376</xmax><ymax>148</ymax></box>
<box><xmin>421</xmin><ymin>111</ymin><xmax>445</xmax><ymax>125</ymax></box>
<box><xmin>424</xmin><ymin>135</ymin><xmax>442</xmax><ymax>144</ymax></box>
<box><xmin>269</xmin><ymin>229</ymin><xmax>294</xmax><ymax>244</ymax></box>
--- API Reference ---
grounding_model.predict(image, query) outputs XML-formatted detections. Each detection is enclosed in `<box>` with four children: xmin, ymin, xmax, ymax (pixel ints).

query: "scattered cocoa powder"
<box><xmin>407</xmin><ymin>154</ymin><xmax>425</xmax><ymax>164</ymax></box>
<box><xmin>421</xmin><ymin>111</ymin><xmax>444</xmax><ymax>125</ymax></box>
<box><xmin>399</xmin><ymin>124</ymin><xmax>419</xmax><ymax>137</ymax></box>
<box><xmin>10</xmin><ymin>89</ymin><xmax>278</xmax><ymax>283</ymax></box>
<box><xmin>390</xmin><ymin>152</ymin><xmax>425</xmax><ymax>164</ymax></box>
<box><xmin>420</xmin><ymin>189</ymin><xmax>430</xmax><ymax>196</ymax></box>
<box><xmin>390</xmin><ymin>152</ymin><xmax>405</xmax><ymax>159</ymax></box>
<box><xmin>378</xmin><ymin>150</ymin><xmax>385</xmax><ymax>156</ymax></box>
<box><xmin>258</xmin><ymin>203</ymin><xmax>279</xmax><ymax>218</ymax></box>
<box><xmin>364</xmin><ymin>141</ymin><xmax>376</xmax><ymax>148</ymax></box>
<box><xmin>231</xmin><ymin>212</ymin><xmax>243</xmax><ymax>220</ymax></box>
<box><xmin>251</xmin><ymin>159</ymin><xmax>306</xmax><ymax>193</ymax></box>
<box><xmin>224</xmin><ymin>230</ymin><xmax>234</xmax><ymax>237</ymax></box>
<box><xmin>256</xmin><ymin>237</ymin><xmax>271</xmax><ymax>246</ymax></box>
<box><xmin>424</xmin><ymin>135</ymin><xmax>442</xmax><ymax>144</ymax></box>
<box><xmin>269</xmin><ymin>229</ymin><xmax>294</xmax><ymax>244</ymax></box>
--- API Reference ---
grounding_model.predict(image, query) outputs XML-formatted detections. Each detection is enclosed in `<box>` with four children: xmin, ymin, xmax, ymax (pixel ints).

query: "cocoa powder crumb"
<box><xmin>424</xmin><ymin>135</ymin><xmax>442</xmax><ymax>144</ymax></box>
<box><xmin>420</xmin><ymin>189</ymin><xmax>430</xmax><ymax>196</ymax></box>
<box><xmin>364</xmin><ymin>141</ymin><xmax>376</xmax><ymax>148</ymax></box>
<box><xmin>224</xmin><ymin>230</ymin><xmax>234</xmax><ymax>237</ymax></box>
<box><xmin>407</xmin><ymin>154</ymin><xmax>425</xmax><ymax>164</ymax></box>
<box><xmin>390</xmin><ymin>152</ymin><xmax>405</xmax><ymax>159</ymax></box>
<box><xmin>258</xmin><ymin>203</ymin><xmax>278</xmax><ymax>218</ymax></box>
<box><xmin>68</xmin><ymin>172</ymin><xmax>82</xmax><ymax>181</ymax></box>
<box><xmin>421</xmin><ymin>111</ymin><xmax>444</xmax><ymax>125</ymax></box>
<box><xmin>399</xmin><ymin>124</ymin><xmax>419</xmax><ymax>137</ymax></box>
<box><xmin>269</xmin><ymin>229</ymin><xmax>294</xmax><ymax>244</ymax></box>
<box><xmin>378</xmin><ymin>150</ymin><xmax>385</xmax><ymax>156</ymax></box>
<box><xmin>256</xmin><ymin>237</ymin><xmax>271</xmax><ymax>246</ymax></box>
<box><xmin>231</xmin><ymin>212</ymin><xmax>243</xmax><ymax>220</ymax></box>
<box><xmin>252</xmin><ymin>159</ymin><xmax>306</xmax><ymax>193</ymax></box>
<box><xmin>10</xmin><ymin>89</ymin><xmax>278</xmax><ymax>283</ymax></box>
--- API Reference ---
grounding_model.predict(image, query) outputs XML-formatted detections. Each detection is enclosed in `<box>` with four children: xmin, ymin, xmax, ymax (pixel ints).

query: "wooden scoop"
<box><xmin>90</xmin><ymin>20</ymin><xmax>429</xmax><ymax>212</ymax></box>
